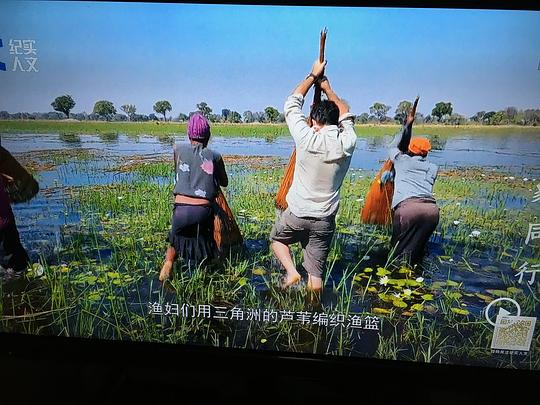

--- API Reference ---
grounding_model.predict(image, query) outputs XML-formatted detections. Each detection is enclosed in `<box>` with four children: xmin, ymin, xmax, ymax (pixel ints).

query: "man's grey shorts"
<box><xmin>270</xmin><ymin>208</ymin><xmax>336</xmax><ymax>278</ymax></box>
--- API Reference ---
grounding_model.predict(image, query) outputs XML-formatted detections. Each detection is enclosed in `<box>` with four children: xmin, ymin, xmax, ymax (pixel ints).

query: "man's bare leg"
<box><xmin>271</xmin><ymin>241</ymin><xmax>301</xmax><ymax>288</ymax></box>
<box><xmin>307</xmin><ymin>274</ymin><xmax>323</xmax><ymax>292</ymax></box>
<box><xmin>159</xmin><ymin>246</ymin><xmax>176</xmax><ymax>282</ymax></box>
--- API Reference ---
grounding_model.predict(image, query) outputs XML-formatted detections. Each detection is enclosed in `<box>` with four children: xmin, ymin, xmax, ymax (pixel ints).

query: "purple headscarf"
<box><xmin>188</xmin><ymin>113</ymin><xmax>211</xmax><ymax>142</ymax></box>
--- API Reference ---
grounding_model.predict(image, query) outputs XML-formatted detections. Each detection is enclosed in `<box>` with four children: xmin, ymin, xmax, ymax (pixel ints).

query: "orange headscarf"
<box><xmin>408</xmin><ymin>137</ymin><xmax>431</xmax><ymax>156</ymax></box>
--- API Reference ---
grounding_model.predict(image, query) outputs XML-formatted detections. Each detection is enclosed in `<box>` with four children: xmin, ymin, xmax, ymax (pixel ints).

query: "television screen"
<box><xmin>1</xmin><ymin>0</ymin><xmax>538</xmax><ymax>372</ymax></box>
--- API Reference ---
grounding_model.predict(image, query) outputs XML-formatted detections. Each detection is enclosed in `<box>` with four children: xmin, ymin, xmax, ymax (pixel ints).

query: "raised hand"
<box><xmin>311</xmin><ymin>59</ymin><xmax>327</xmax><ymax>78</ymax></box>
<box><xmin>406</xmin><ymin>95</ymin><xmax>420</xmax><ymax>126</ymax></box>
<box><xmin>317</xmin><ymin>75</ymin><xmax>330</xmax><ymax>93</ymax></box>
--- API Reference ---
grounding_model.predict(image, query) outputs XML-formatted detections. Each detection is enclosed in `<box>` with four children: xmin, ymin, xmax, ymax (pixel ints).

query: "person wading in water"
<box><xmin>269</xmin><ymin>59</ymin><xmax>357</xmax><ymax>293</ymax></box>
<box><xmin>388</xmin><ymin>96</ymin><xmax>439</xmax><ymax>267</ymax></box>
<box><xmin>159</xmin><ymin>113</ymin><xmax>228</xmax><ymax>282</ymax></box>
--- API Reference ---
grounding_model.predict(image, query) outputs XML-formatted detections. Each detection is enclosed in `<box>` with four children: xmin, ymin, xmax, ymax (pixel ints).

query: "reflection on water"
<box><xmin>2</xmin><ymin>132</ymin><xmax>539</xmax><ymax>297</ymax></box>
<box><xmin>2</xmin><ymin>131</ymin><xmax>539</xmax><ymax>175</ymax></box>
<box><xmin>3</xmin><ymin>131</ymin><xmax>539</xmax><ymax>263</ymax></box>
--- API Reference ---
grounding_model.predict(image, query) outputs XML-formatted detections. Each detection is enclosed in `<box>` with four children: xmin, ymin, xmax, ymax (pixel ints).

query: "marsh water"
<box><xmin>1</xmin><ymin>131</ymin><xmax>539</xmax><ymax>365</ymax></box>
<box><xmin>4</xmin><ymin>131</ymin><xmax>540</xmax><ymax>174</ymax></box>
<box><xmin>3</xmin><ymin>130</ymin><xmax>538</xmax><ymax>253</ymax></box>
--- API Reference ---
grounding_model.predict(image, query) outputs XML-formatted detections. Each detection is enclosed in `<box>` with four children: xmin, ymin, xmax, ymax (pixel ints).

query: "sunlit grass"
<box><xmin>2</xmin><ymin>120</ymin><xmax>539</xmax><ymax>139</ymax></box>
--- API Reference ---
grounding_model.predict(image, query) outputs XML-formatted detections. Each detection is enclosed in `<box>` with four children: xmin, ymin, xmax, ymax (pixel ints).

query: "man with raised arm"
<box><xmin>270</xmin><ymin>60</ymin><xmax>357</xmax><ymax>293</ymax></box>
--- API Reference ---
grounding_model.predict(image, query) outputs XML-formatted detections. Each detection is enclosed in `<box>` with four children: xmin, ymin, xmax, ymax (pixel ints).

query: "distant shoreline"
<box><xmin>1</xmin><ymin>120</ymin><xmax>539</xmax><ymax>139</ymax></box>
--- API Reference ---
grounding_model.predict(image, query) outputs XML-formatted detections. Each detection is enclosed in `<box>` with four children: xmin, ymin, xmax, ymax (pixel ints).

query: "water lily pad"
<box><xmin>28</xmin><ymin>263</ymin><xmax>45</xmax><ymax>278</ymax></box>
<box><xmin>252</xmin><ymin>267</ymin><xmax>266</xmax><ymax>276</ymax></box>
<box><xmin>392</xmin><ymin>299</ymin><xmax>408</xmax><ymax>308</ymax></box>
<box><xmin>363</xmin><ymin>267</ymin><xmax>373</xmax><ymax>273</ymax></box>
<box><xmin>411</xmin><ymin>303</ymin><xmax>424</xmax><ymax>312</ymax></box>
<box><xmin>450</xmin><ymin>308</ymin><xmax>469</xmax><ymax>315</ymax></box>
<box><xmin>506</xmin><ymin>287</ymin><xmax>523</xmax><ymax>295</ymax></box>
<box><xmin>404</xmin><ymin>279</ymin><xmax>420</xmax><ymax>287</ymax></box>
<box><xmin>238</xmin><ymin>277</ymin><xmax>248</xmax><ymax>286</ymax></box>
<box><xmin>430</xmin><ymin>282</ymin><xmax>446</xmax><ymax>290</ymax></box>
<box><xmin>388</xmin><ymin>279</ymin><xmax>406</xmax><ymax>287</ymax></box>
<box><xmin>446</xmin><ymin>280</ymin><xmax>460</xmax><ymax>287</ymax></box>
<box><xmin>107</xmin><ymin>271</ymin><xmax>120</xmax><ymax>279</ymax></box>
<box><xmin>367</xmin><ymin>287</ymin><xmax>377</xmax><ymax>293</ymax></box>
<box><xmin>475</xmin><ymin>293</ymin><xmax>493</xmax><ymax>302</ymax></box>
<box><xmin>378</xmin><ymin>293</ymin><xmax>393</xmax><ymax>303</ymax></box>
<box><xmin>260</xmin><ymin>338</ymin><xmax>267</xmax><ymax>343</ymax></box>
<box><xmin>372</xmin><ymin>308</ymin><xmax>391</xmax><ymax>315</ymax></box>
<box><xmin>84</xmin><ymin>275</ymin><xmax>98</xmax><ymax>285</ymax></box>
<box><xmin>376</xmin><ymin>267</ymin><xmax>391</xmax><ymax>277</ymax></box>
<box><xmin>486</xmin><ymin>289</ymin><xmax>510</xmax><ymax>298</ymax></box>
<box><xmin>402</xmin><ymin>311</ymin><xmax>414</xmax><ymax>317</ymax></box>
<box><xmin>421</xmin><ymin>294</ymin><xmax>434</xmax><ymax>301</ymax></box>
<box><xmin>87</xmin><ymin>291</ymin><xmax>101</xmax><ymax>301</ymax></box>
<box><xmin>398</xmin><ymin>266</ymin><xmax>411</xmax><ymax>274</ymax></box>
<box><xmin>447</xmin><ymin>292</ymin><xmax>462</xmax><ymax>300</ymax></box>
<box><xmin>424</xmin><ymin>305</ymin><xmax>438</xmax><ymax>314</ymax></box>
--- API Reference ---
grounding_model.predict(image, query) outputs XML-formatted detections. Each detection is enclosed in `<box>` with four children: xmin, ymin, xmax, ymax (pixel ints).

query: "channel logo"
<box><xmin>0</xmin><ymin>38</ymin><xmax>6</xmax><ymax>71</ymax></box>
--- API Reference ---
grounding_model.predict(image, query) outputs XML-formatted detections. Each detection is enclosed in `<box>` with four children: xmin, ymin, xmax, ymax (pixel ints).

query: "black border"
<box><xmin>2</xmin><ymin>0</ymin><xmax>539</xmax><ymax>402</ymax></box>
<box><xmin>1</xmin><ymin>330</ymin><xmax>538</xmax><ymax>403</ymax></box>
<box><xmin>53</xmin><ymin>0</ymin><xmax>540</xmax><ymax>12</ymax></box>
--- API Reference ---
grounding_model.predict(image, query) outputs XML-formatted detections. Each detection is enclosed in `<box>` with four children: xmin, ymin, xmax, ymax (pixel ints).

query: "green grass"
<box><xmin>1</xmin><ymin>152</ymin><xmax>539</xmax><ymax>368</ymax></box>
<box><xmin>1</xmin><ymin>119</ymin><xmax>539</xmax><ymax>139</ymax></box>
<box><xmin>0</xmin><ymin>120</ymin><xmax>290</xmax><ymax>138</ymax></box>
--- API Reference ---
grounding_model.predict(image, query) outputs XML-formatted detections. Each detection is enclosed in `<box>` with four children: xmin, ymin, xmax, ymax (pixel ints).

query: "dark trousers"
<box><xmin>391</xmin><ymin>197</ymin><xmax>439</xmax><ymax>265</ymax></box>
<box><xmin>0</xmin><ymin>220</ymin><xmax>30</xmax><ymax>272</ymax></box>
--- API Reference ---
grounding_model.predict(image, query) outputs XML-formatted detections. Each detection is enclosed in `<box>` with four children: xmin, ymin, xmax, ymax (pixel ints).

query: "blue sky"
<box><xmin>0</xmin><ymin>1</ymin><xmax>539</xmax><ymax>117</ymax></box>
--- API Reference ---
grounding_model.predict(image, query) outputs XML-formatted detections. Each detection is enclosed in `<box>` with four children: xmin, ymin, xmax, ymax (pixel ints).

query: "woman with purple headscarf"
<box><xmin>159</xmin><ymin>113</ymin><xmax>228</xmax><ymax>281</ymax></box>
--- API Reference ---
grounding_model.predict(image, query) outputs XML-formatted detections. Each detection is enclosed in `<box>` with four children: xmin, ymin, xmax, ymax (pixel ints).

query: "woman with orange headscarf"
<box><xmin>387</xmin><ymin>97</ymin><xmax>439</xmax><ymax>266</ymax></box>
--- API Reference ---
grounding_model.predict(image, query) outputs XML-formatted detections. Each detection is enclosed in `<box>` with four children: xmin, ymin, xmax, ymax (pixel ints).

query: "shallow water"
<box><xmin>3</xmin><ymin>132</ymin><xmax>539</xmax><ymax>175</ymax></box>
<box><xmin>2</xmin><ymin>133</ymin><xmax>539</xmax><ymax>297</ymax></box>
<box><xmin>1</xmin><ymin>132</ymin><xmax>539</xmax><ymax>367</ymax></box>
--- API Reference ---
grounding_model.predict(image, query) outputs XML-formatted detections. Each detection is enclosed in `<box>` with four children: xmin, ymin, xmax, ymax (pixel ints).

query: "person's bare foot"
<box><xmin>159</xmin><ymin>260</ymin><xmax>173</xmax><ymax>282</ymax></box>
<box><xmin>307</xmin><ymin>275</ymin><xmax>323</xmax><ymax>292</ymax></box>
<box><xmin>281</xmin><ymin>271</ymin><xmax>301</xmax><ymax>289</ymax></box>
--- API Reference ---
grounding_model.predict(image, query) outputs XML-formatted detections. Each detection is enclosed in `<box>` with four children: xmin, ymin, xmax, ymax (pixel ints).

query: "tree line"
<box><xmin>1</xmin><ymin>94</ymin><xmax>539</xmax><ymax>126</ymax></box>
